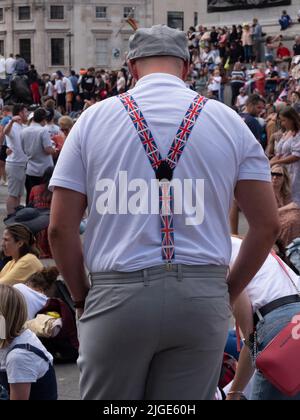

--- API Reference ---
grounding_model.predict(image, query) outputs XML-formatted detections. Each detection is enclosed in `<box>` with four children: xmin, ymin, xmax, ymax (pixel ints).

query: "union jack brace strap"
<box><xmin>119</xmin><ymin>92</ymin><xmax>208</xmax><ymax>263</ymax></box>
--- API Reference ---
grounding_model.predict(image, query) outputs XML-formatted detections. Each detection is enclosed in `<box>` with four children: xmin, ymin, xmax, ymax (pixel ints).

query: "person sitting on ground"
<box><xmin>0</xmin><ymin>224</ymin><xmax>43</xmax><ymax>286</ymax></box>
<box><xmin>14</xmin><ymin>267</ymin><xmax>59</xmax><ymax>320</ymax></box>
<box><xmin>279</xmin><ymin>10</ymin><xmax>292</xmax><ymax>31</ymax></box>
<box><xmin>271</xmin><ymin>164</ymin><xmax>300</xmax><ymax>249</ymax></box>
<box><xmin>28</xmin><ymin>167</ymin><xmax>53</xmax><ymax>259</ymax></box>
<box><xmin>0</xmin><ymin>285</ymin><xmax>58</xmax><ymax>400</ymax></box>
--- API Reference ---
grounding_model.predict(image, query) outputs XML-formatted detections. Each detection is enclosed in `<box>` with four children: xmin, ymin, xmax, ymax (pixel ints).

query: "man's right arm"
<box><xmin>227</xmin><ymin>180</ymin><xmax>280</xmax><ymax>305</ymax></box>
<box><xmin>3</xmin><ymin>119</ymin><xmax>15</xmax><ymax>136</ymax></box>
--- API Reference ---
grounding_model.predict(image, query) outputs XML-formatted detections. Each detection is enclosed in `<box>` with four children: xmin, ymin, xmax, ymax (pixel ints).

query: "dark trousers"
<box><xmin>25</xmin><ymin>175</ymin><xmax>42</xmax><ymax>205</ymax></box>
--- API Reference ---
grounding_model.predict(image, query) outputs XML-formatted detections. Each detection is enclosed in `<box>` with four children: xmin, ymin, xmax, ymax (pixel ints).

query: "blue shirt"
<box><xmin>0</xmin><ymin>116</ymin><xmax>12</xmax><ymax>127</ymax></box>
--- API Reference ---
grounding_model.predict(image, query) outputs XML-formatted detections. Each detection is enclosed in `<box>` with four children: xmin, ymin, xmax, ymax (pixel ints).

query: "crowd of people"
<box><xmin>0</xmin><ymin>18</ymin><xmax>299</xmax><ymax>400</ymax></box>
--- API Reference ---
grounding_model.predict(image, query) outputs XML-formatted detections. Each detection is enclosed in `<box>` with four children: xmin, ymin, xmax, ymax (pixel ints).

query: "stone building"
<box><xmin>0</xmin><ymin>0</ymin><xmax>299</xmax><ymax>73</ymax></box>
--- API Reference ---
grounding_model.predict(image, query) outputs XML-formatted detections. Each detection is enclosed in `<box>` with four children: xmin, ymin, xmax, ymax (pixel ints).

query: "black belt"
<box><xmin>254</xmin><ymin>294</ymin><xmax>300</xmax><ymax>327</ymax></box>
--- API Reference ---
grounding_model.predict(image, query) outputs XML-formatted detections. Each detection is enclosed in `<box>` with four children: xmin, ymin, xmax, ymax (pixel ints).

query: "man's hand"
<box><xmin>12</xmin><ymin>116</ymin><xmax>22</xmax><ymax>124</ymax></box>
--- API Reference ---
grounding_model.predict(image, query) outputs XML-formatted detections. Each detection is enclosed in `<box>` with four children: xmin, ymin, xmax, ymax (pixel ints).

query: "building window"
<box><xmin>96</xmin><ymin>39</ymin><xmax>108</xmax><ymax>67</ymax></box>
<box><xmin>50</xmin><ymin>5</ymin><xmax>64</xmax><ymax>20</ymax></box>
<box><xmin>0</xmin><ymin>40</ymin><xmax>4</xmax><ymax>56</ymax></box>
<box><xmin>18</xmin><ymin>6</ymin><xmax>31</xmax><ymax>21</ymax></box>
<box><xmin>194</xmin><ymin>12</ymin><xmax>198</xmax><ymax>28</ymax></box>
<box><xmin>19</xmin><ymin>39</ymin><xmax>31</xmax><ymax>64</ymax></box>
<box><xmin>96</xmin><ymin>6</ymin><xmax>107</xmax><ymax>19</ymax></box>
<box><xmin>0</xmin><ymin>8</ymin><xmax>4</xmax><ymax>22</ymax></box>
<box><xmin>51</xmin><ymin>38</ymin><xmax>64</xmax><ymax>66</ymax></box>
<box><xmin>167</xmin><ymin>11</ymin><xmax>184</xmax><ymax>30</ymax></box>
<box><xmin>124</xmin><ymin>7</ymin><xmax>135</xmax><ymax>18</ymax></box>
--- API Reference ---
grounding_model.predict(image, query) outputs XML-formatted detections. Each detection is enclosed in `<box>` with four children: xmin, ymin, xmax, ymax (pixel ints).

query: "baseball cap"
<box><xmin>127</xmin><ymin>25</ymin><xmax>190</xmax><ymax>62</ymax></box>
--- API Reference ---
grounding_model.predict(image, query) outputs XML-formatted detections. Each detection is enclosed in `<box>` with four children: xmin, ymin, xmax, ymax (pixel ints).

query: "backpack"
<box><xmin>218</xmin><ymin>353</ymin><xmax>238</xmax><ymax>389</ymax></box>
<box><xmin>36</xmin><ymin>298</ymin><xmax>79</xmax><ymax>363</ymax></box>
<box><xmin>0</xmin><ymin>384</ymin><xmax>9</xmax><ymax>400</ymax></box>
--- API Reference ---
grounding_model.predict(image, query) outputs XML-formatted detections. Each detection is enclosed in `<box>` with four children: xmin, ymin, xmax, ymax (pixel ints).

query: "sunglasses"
<box><xmin>271</xmin><ymin>172</ymin><xmax>284</xmax><ymax>178</ymax></box>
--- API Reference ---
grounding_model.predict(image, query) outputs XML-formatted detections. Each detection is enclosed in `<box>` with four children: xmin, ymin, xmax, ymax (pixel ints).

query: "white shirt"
<box><xmin>0</xmin><ymin>329</ymin><xmax>53</xmax><ymax>384</ymax></box>
<box><xmin>14</xmin><ymin>284</ymin><xmax>48</xmax><ymax>320</ymax></box>
<box><xmin>236</xmin><ymin>95</ymin><xmax>248</xmax><ymax>107</ymax></box>
<box><xmin>117</xmin><ymin>76</ymin><xmax>126</xmax><ymax>93</ymax></box>
<box><xmin>50</xmin><ymin>73</ymin><xmax>271</xmax><ymax>273</ymax></box>
<box><xmin>5</xmin><ymin>123</ymin><xmax>27</xmax><ymax>166</ymax></box>
<box><xmin>5</xmin><ymin>57</ymin><xmax>16</xmax><ymax>75</ymax></box>
<box><xmin>63</xmin><ymin>77</ymin><xmax>74</xmax><ymax>93</ymax></box>
<box><xmin>231</xmin><ymin>237</ymin><xmax>300</xmax><ymax>313</ymax></box>
<box><xmin>55</xmin><ymin>79</ymin><xmax>65</xmax><ymax>94</ymax></box>
<box><xmin>46</xmin><ymin>81</ymin><xmax>54</xmax><ymax>97</ymax></box>
<box><xmin>208</xmin><ymin>76</ymin><xmax>221</xmax><ymax>92</ymax></box>
<box><xmin>0</xmin><ymin>56</ymin><xmax>6</xmax><ymax>79</ymax></box>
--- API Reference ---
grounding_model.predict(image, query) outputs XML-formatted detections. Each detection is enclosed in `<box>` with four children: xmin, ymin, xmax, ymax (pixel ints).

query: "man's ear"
<box><xmin>128</xmin><ymin>60</ymin><xmax>139</xmax><ymax>81</ymax></box>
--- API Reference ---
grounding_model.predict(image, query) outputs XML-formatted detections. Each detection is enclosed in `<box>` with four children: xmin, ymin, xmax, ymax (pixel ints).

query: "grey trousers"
<box><xmin>77</xmin><ymin>265</ymin><xmax>231</xmax><ymax>401</ymax></box>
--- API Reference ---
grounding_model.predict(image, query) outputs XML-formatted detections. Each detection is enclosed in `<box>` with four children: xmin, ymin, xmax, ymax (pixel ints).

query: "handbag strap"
<box><xmin>271</xmin><ymin>251</ymin><xmax>300</xmax><ymax>297</ymax></box>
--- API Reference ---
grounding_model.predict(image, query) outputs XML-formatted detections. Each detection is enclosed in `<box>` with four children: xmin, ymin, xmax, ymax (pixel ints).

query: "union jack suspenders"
<box><xmin>119</xmin><ymin>92</ymin><xmax>208</xmax><ymax>265</ymax></box>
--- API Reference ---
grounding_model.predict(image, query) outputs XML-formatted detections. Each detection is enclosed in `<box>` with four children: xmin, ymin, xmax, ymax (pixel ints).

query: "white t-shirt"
<box><xmin>14</xmin><ymin>284</ymin><xmax>48</xmax><ymax>320</ymax></box>
<box><xmin>5</xmin><ymin>123</ymin><xmax>27</xmax><ymax>166</ymax></box>
<box><xmin>5</xmin><ymin>57</ymin><xmax>16</xmax><ymax>75</ymax></box>
<box><xmin>236</xmin><ymin>95</ymin><xmax>248</xmax><ymax>107</ymax></box>
<box><xmin>55</xmin><ymin>79</ymin><xmax>65</xmax><ymax>95</ymax></box>
<box><xmin>63</xmin><ymin>77</ymin><xmax>74</xmax><ymax>94</ymax></box>
<box><xmin>46</xmin><ymin>81</ymin><xmax>54</xmax><ymax>97</ymax></box>
<box><xmin>21</xmin><ymin>123</ymin><xmax>54</xmax><ymax>177</ymax></box>
<box><xmin>50</xmin><ymin>73</ymin><xmax>271</xmax><ymax>273</ymax></box>
<box><xmin>46</xmin><ymin>123</ymin><xmax>60</xmax><ymax>139</ymax></box>
<box><xmin>0</xmin><ymin>329</ymin><xmax>53</xmax><ymax>384</ymax></box>
<box><xmin>208</xmin><ymin>76</ymin><xmax>221</xmax><ymax>92</ymax></box>
<box><xmin>231</xmin><ymin>237</ymin><xmax>300</xmax><ymax>313</ymax></box>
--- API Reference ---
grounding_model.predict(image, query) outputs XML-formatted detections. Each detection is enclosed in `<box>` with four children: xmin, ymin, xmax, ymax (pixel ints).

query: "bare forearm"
<box><xmin>49</xmin><ymin>228</ymin><xmax>90</xmax><ymax>302</ymax></box>
<box><xmin>229</xmin><ymin>346</ymin><xmax>255</xmax><ymax>394</ymax></box>
<box><xmin>275</xmin><ymin>155</ymin><xmax>300</xmax><ymax>165</ymax></box>
<box><xmin>4</xmin><ymin>121</ymin><xmax>13</xmax><ymax>136</ymax></box>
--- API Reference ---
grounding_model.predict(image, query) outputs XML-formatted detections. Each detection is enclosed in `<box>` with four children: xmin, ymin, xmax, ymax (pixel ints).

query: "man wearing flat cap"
<box><xmin>49</xmin><ymin>25</ymin><xmax>279</xmax><ymax>400</ymax></box>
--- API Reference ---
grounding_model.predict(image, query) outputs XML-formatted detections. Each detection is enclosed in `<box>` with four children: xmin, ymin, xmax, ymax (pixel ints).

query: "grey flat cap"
<box><xmin>127</xmin><ymin>25</ymin><xmax>190</xmax><ymax>62</ymax></box>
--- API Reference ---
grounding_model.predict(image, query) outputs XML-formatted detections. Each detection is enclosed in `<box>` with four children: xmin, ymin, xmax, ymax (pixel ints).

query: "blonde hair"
<box><xmin>58</xmin><ymin>116</ymin><xmax>74</xmax><ymax>131</ymax></box>
<box><xmin>0</xmin><ymin>285</ymin><xmax>28</xmax><ymax>349</ymax></box>
<box><xmin>271</xmin><ymin>163</ymin><xmax>291</xmax><ymax>203</ymax></box>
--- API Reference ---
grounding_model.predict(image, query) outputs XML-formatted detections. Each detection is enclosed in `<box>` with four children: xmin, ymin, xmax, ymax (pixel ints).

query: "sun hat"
<box><xmin>4</xmin><ymin>208</ymin><xmax>50</xmax><ymax>234</ymax></box>
<box><xmin>127</xmin><ymin>24</ymin><xmax>190</xmax><ymax>62</ymax></box>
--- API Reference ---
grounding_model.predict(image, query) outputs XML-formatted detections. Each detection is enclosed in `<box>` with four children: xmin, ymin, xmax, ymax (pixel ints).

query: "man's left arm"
<box><xmin>49</xmin><ymin>187</ymin><xmax>90</xmax><ymax>307</ymax></box>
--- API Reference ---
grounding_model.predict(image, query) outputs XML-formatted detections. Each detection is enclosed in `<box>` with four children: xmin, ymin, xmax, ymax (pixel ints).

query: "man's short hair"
<box><xmin>246</xmin><ymin>94</ymin><xmax>266</xmax><ymax>107</ymax></box>
<box><xmin>2</xmin><ymin>105</ymin><xmax>12</xmax><ymax>113</ymax></box>
<box><xmin>12</xmin><ymin>103</ymin><xmax>26</xmax><ymax>116</ymax></box>
<box><xmin>33</xmin><ymin>108</ymin><xmax>49</xmax><ymax>123</ymax></box>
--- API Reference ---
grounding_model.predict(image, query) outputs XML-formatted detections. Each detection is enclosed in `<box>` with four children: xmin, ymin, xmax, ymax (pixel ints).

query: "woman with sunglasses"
<box><xmin>271</xmin><ymin>164</ymin><xmax>300</xmax><ymax>249</ymax></box>
<box><xmin>271</xmin><ymin>107</ymin><xmax>300</xmax><ymax>207</ymax></box>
